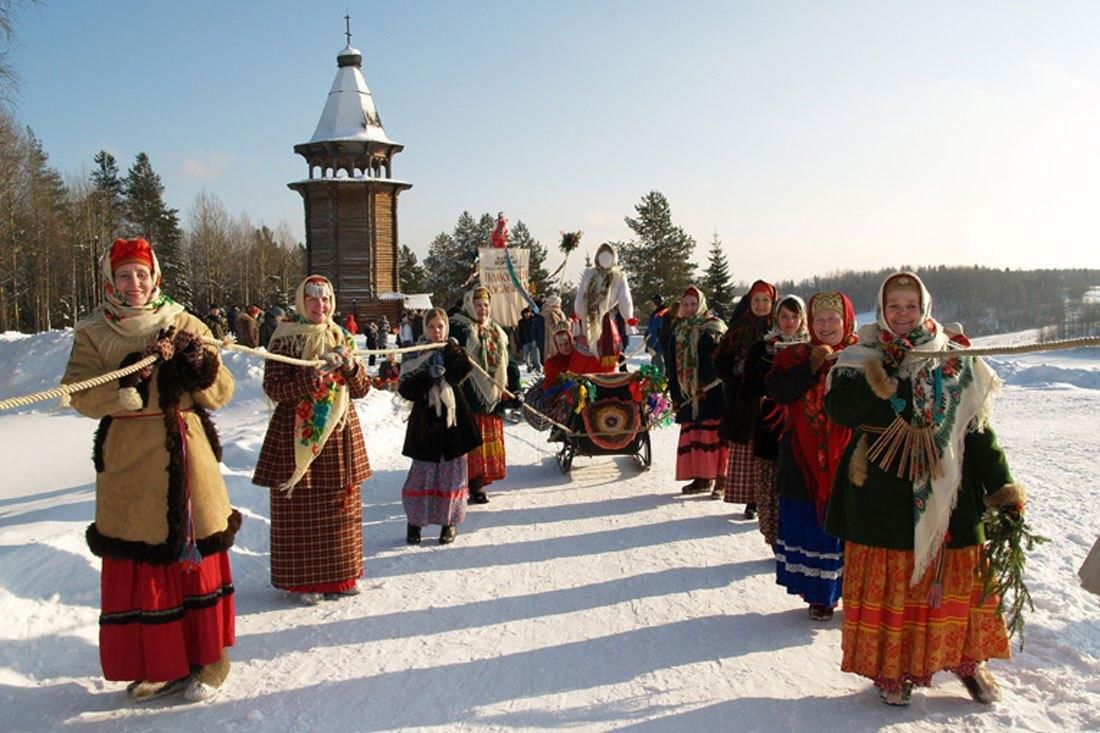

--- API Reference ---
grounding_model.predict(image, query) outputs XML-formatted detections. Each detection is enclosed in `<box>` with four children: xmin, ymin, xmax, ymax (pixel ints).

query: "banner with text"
<box><xmin>478</xmin><ymin>247</ymin><xmax>529</xmax><ymax>328</ymax></box>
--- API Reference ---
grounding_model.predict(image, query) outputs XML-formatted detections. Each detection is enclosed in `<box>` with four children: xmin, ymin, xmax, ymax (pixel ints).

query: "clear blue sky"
<box><xmin>9</xmin><ymin>0</ymin><xmax>1100</xmax><ymax>284</ymax></box>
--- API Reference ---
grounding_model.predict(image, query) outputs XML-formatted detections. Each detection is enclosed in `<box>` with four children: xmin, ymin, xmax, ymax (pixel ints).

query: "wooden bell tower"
<box><xmin>288</xmin><ymin>18</ymin><xmax>412</xmax><ymax>322</ymax></box>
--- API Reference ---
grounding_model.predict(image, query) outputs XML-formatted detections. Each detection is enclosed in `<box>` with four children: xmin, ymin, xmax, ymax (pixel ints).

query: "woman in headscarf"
<box><xmin>667</xmin><ymin>285</ymin><xmax>729</xmax><ymax>494</ymax></box>
<box><xmin>825</xmin><ymin>272</ymin><xmax>1020</xmax><ymax>707</ymax></box>
<box><xmin>398</xmin><ymin>308</ymin><xmax>481</xmax><ymax>545</ymax></box>
<box><xmin>714</xmin><ymin>280</ymin><xmax>777</xmax><ymax>507</ymax></box>
<box><xmin>767</xmin><ymin>291</ymin><xmax>857</xmax><ymax>622</ymax></box>
<box><xmin>253</xmin><ymin>275</ymin><xmax>372</xmax><ymax>606</ymax></box>
<box><xmin>742</xmin><ymin>295</ymin><xmax>809</xmax><ymax>548</ymax></box>
<box><xmin>540</xmin><ymin>294</ymin><xmax>570</xmax><ymax>359</ymax></box>
<box><xmin>448</xmin><ymin>286</ymin><xmax>521</xmax><ymax>505</ymax></box>
<box><xmin>63</xmin><ymin>238</ymin><xmax>239</xmax><ymax>703</ymax></box>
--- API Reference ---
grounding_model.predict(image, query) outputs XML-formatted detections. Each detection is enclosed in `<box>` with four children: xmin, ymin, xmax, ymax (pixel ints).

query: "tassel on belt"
<box><xmin>859</xmin><ymin>419</ymin><xmax>942</xmax><ymax>481</ymax></box>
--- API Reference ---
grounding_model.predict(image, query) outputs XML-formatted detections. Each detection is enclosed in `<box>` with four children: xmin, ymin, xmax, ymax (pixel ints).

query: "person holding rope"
<box><xmin>667</xmin><ymin>285</ymin><xmax>729</xmax><ymax>495</ymax></box>
<box><xmin>743</xmin><ymin>294</ymin><xmax>809</xmax><ymax>548</ymax></box>
<box><xmin>824</xmin><ymin>271</ymin><xmax>1021</xmax><ymax>706</ymax></box>
<box><xmin>252</xmin><ymin>275</ymin><xmax>372</xmax><ymax>606</ymax></box>
<box><xmin>449</xmin><ymin>286</ymin><xmax>520</xmax><ymax>505</ymax></box>
<box><xmin>397</xmin><ymin>308</ymin><xmax>480</xmax><ymax>545</ymax></box>
<box><xmin>714</xmin><ymin>280</ymin><xmax>777</xmax><ymax>508</ymax></box>
<box><xmin>767</xmin><ymin>291</ymin><xmax>856</xmax><ymax>622</ymax></box>
<box><xmin>62</xmin><ymin>237</ymin><xmax>240</xmax><ymax>703</ymax></box>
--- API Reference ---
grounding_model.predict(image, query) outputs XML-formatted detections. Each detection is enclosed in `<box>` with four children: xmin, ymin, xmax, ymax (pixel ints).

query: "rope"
<box><xmin>204</xmin><ymin>336</ymin><xmax>446</xmax><ymax>368</ymax></box>
<box><xmin>908</xmin><ymin>335</ymin><xmax>1100</xmax><ymax>360</ymax></box>
<box><xmin>775</xmin><ymin>334</ymin><xmax>1100</xmax><ymax>362</ymax></box>
<box><xmin>6</xmin><ymin>329</ymin><xmax>1094</xmax><ymax>414</ymax></box>
<box><xmin>462</xmin><ymin>355</ymin><xmax>577</xmax><ymax>436</ymax></box>
<box><xmin>0</xmin><ymin>355</ymin><xmax>159</xmax><ymax>412</ymax></box>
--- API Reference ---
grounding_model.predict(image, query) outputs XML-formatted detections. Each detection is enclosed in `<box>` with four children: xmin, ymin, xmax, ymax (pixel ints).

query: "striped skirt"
<box><xmin>718</xmin><ymin>440</ymin><xmax>755</xmax><ymax>503</ymax></box>
<box><xmin>841</xmin><ymin>541</ymin><xmax>1011</xmax><ymax>690</ymax></box>
<box><xmin>99</xmin><ymin>552</ymin><xmax>235</xmax><ymax>682</ymax></box>
<box><xmin>754</xmin><ymin>457</ymin><xmax>780</xmax><ymax>546</ymax></box>
<box><xmin>775</xmin><ymin>496</ymin><xmax>844</xmax><ymax>607</ymax></box>
<box><xmin>270</xmin><ymin>481</ymin><xmax>363</xmax><ymax>593</ymax></box>
<box><xmin>675</xmin><ymin>419</ymin><xmax>728</xmax><ymax>481</ymax></box>
<box><xmin>468</xmin><ymin>413</ymin><xmax>506</xmax><ymax>485</ymax></box>
<box><xmin>403</xmin><ymin>456</ymin><xmax>468</xmax><ymax>528</ymax></box>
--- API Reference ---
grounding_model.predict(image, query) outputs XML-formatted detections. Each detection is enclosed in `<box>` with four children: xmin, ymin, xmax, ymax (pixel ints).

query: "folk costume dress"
<box><xmin>824</xmin><ymin>272</ymin><xmax>1013</xmax><ymax>692</ymax></box>
<box><xmin>63</xmin><ymin>240</ymin><xmax>239</xmax><ymax>684</ymax></box>
<box><xmin>449</xmin><ymin>288</ymin><xmax>521</xmax><ymax>491</ymax></box>
<box><xmin>667</xmin><ymin>286</ymin><xmax>729</xmax><ymax>482</ymax></box>
<box><xmin>767</xmin><ymin>291</ymin><xmax>857</xmax><ymax>610</ymax></box>
<box><xmin>743</xmin><ymin>295</ymin><xmax>809</xmax><ymax>546</ymax></box>
<box><xmin>714</xmin><ymin>280</ymin><xmax>777</xmax><ymax>504</ymax></box>
<box><xmin>573</xmin><ymin>243</ymin><xmax>635</xmax><ymax>369</ymax></box>
<box><xmin>252</xmin><ymin>276</ymin><xmax>372</xmax><ymax>595</ymax></box>
<box><xmin>398</xmin><ymin>339</ymin><xmax>481</xmax><ymax>529</ymax></box>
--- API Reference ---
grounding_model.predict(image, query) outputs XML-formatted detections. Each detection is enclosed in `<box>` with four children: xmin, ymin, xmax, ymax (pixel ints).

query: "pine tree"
<box><xmin>398</xmin><ymin>244</ymin><xmax>426</xmax><ymax>294</ymax></box>
<box><xmin>702</xmin><ymin>230</ymin><xmax>735</xmax><ymax>319</ymax></box>
<box><xmin>91</xmin><ymin>150</ymin><xmax>125</xmax><ymax>234</ymax></box>
<box><xmin>123</xmin><ymin>153</ymin><xmax>191</xmax><ymax>307</ymax></box>
<box><xmin>618</xmin><ymin>191</ymin><xmax>697</xmax><ymax>305</ymax></box>
<box><xmin>507</xmin><ymin>220</ymin><xmax>550</xmax><ymax>300</ymax></box>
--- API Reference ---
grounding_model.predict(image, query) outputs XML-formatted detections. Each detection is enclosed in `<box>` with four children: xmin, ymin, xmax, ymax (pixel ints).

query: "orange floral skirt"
<box><xmin>841</xmin><ymin>541</ymin><xmax>1010</xmax><ymax>690</ymax></box>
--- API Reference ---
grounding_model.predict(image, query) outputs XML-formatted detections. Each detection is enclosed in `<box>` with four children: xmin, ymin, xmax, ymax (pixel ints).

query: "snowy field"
<box><xmin>0</xmin><ymin>329</ymin><xmax>1097</xmax><ymax>732</ymax></box>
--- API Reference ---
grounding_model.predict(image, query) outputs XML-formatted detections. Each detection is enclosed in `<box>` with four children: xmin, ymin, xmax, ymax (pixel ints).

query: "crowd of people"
<box><xmin>63</xmin><ymin>237</ymin><xmax>1062</xmax><ymax>710</ymax></box>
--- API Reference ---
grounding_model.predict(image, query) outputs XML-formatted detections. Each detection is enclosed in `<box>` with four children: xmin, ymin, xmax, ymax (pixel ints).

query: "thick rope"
<box><xmin>5</xmin><ymin>331</ymin><xmax>1094</xmax><ymax>414</ymax></box>
<box><xmin>908</xmin><ymin>335</ymin><xmax>1100</xmax><ymax>360</ymax></box>
<box><xmin>462</xmin><ymin>356</ymin><xmax>577</xmax><ymax>436</ymax></box>
<box><xmin>0</xmin><ymin>355</ymin><xmax>159</xmax><ymax>412</ymax></box>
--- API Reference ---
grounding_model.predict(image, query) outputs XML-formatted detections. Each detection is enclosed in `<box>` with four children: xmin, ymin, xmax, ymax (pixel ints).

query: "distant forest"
<box><xmin>771</xmin><ymin>266</ymin><xmax>1100</xmax><ymax>338</ymax></box>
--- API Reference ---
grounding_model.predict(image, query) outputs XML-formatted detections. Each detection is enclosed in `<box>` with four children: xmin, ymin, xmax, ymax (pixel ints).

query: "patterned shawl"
<box><xmin>832</xmin><ymin>272</ymin><xmax>1000</xmax><ymax>585</ymax></box>
<box><xmin>717</xmin><ymin>279</ymin><xmax>776</xmax><ymax>377</ymax></box>
<box><xmin>267</xmin><ymin>275</ymin><xmax>354</xmax><ymax>494</ymax></box>
<box><xmin>451</xmin><ymin>288</ymin><xmax>509</xmax><ymax>410</ymax></box>
<box><xmin>673</xmin><ymin>285</ymin><xmax>728</xmax><ymax>419</ymax></box>
<box><xmin>80</xmin><ymin>243</ymin><xmax>186</xmax><ymax>365</ymax></box>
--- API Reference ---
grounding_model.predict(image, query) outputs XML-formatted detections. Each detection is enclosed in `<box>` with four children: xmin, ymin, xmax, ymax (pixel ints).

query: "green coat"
<box><xmin>823</xmin><ymin>366</ymin><xmax>1013</xmax><ymax>550</ymax></box>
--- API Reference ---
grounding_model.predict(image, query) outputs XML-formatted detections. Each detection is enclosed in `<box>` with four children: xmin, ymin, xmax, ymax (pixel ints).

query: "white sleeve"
<box><xmin>616</xmin><ymin>272</ymin><xmax>634</xmax><ymax>322</ymax></box>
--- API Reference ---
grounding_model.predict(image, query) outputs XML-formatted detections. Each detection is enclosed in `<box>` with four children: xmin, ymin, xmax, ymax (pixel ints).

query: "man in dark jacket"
<box><xmin>645</xmin><ymin>294</ymin><xmax>669</xmax><ymax>375</ymax></box>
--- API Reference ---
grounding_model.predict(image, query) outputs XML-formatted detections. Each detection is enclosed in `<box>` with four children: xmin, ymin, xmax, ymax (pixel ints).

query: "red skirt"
<box><xmin>674</xmin><ymin>419</ymin><xmax>728</xmax><ymax>481</ymax></box>
<box><xmin>468</xmin><ymin>414</ymin><xmax>506</xmax><ymax>486</ymax></box>
<box><xmin>99</xmin><ymin>552</ymin><xmax>235</xmax><ymax>682</ymax></box>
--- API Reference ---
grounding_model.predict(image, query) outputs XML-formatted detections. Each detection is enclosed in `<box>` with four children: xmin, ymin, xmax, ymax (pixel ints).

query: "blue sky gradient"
<box><xmin>10</xmin><ymin>0</ymin><xmax>1100</xmax><ymax>283</ymax></box>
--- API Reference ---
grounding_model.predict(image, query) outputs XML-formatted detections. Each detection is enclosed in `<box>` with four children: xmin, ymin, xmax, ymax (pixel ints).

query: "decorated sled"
<box><xmin>525</xmin><ymin>368</ymin><xmax>671</xmax><ymax>474</ymax></box>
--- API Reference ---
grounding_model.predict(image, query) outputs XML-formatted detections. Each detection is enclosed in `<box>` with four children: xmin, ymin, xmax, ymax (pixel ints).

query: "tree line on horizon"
<box><xmin>0</xmin><ymin>109</ymin><xmax>306</xmax><ymax>332</ymax></box>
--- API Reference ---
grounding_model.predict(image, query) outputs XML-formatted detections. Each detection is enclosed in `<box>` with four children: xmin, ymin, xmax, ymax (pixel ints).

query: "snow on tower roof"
<box><xmin>309</xmin><ymin>43</ymin><xmax>398</xmax><ymax>145</ymax></box>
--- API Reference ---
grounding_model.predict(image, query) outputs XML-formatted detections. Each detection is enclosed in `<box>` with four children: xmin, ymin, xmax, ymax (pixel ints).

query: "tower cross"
<box><xmin>345</xmin><ymin>14</ymin><xmax>352</xmax><ymax>45</ymax></box>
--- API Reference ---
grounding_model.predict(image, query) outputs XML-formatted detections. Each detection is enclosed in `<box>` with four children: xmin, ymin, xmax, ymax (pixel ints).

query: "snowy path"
<box><xmin>0</xmin><ymin>332</ymin><xmax>1097</xmax><ymax>732</ymax></box>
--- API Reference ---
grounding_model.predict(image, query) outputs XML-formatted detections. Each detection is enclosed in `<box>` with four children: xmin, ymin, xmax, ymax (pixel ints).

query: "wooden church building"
<box><xmin>288</xmin><ymin>22</ymin><xmax>412</xmax><ymax>323</ymax></box>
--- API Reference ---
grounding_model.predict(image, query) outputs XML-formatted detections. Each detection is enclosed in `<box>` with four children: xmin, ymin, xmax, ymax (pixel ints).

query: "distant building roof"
<box><xmin>309</xmin><ymin>43</ymin><xmax>398</xmax><ymax>145</ymax></box>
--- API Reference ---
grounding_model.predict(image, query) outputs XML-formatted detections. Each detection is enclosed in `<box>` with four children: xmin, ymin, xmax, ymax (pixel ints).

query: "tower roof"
<box><xmin>308</xmin><ymin>41</ymin><xmax>398</xmax><ymax>146</ymax></box>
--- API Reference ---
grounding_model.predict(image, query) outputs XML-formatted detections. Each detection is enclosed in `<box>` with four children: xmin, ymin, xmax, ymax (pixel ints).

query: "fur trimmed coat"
<box><xmin>63</xmin><ymin>312</ymin><xmax>240</xmax><ymax>564</ymax></box>
<box><xmin>823</xmin><ymin>356</ymin><xmax>1013</xmax><ymax>550</ymax></box>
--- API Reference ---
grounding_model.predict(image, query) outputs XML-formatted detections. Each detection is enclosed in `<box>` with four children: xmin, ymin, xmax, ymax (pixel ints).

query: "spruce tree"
<box><xmin>123</xmin><ymin>152</ymin><xmax>191</xmax><ymax>307</ymax></box>
<box><xmin>618</xmin><ymin>191</ymin><xmax>697</xmax><ymax>305</ymax></box>
<box><xmin>91</xmin><ymin>150</ymin><xmax>125</xmax><ymax>235</ymax></box>
<box><xmin>507</xmin><ymin>220</ymin><xmax>550</xmax><ymax>300</ymax></box>
<box><xmin>398</xmin><ymin>244</ymin><xmax>426</xmax><ymax>294</ymax></box>
<box><xmin>702</xmin><ymin>230</ymin><xmax>735</xmax><ymax>319</ymax></box>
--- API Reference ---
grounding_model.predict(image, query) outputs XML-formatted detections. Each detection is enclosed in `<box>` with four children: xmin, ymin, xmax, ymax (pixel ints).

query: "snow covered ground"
<box><xmin>0</xmin><ymin>329</ymin><xmax>1097</xmax><ymax>732</ymax></box>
